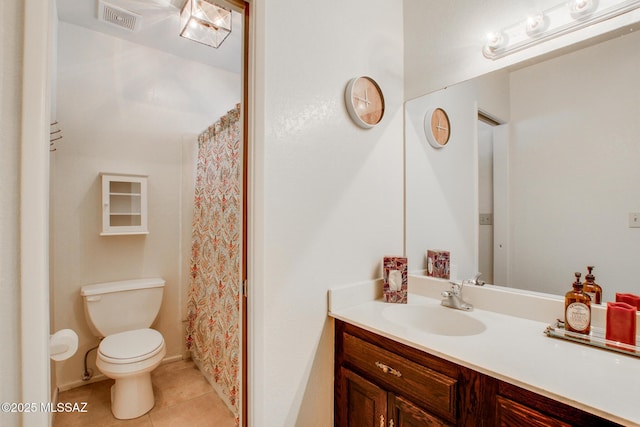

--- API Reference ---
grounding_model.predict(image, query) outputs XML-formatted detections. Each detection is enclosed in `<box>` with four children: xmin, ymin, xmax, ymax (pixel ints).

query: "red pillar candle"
<box><xmin>605</xmin><ymin>302</ymin><xmax>637</xmax><ymax>348</ymax></box>
<box><xmin>616</xmin><ymin>293</ymin><xmax>640</xmax><ymax>310</ymax></box>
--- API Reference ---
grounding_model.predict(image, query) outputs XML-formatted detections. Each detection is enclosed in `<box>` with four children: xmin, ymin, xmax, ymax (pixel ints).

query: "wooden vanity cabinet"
<box><xmin>335</xmin><ymin>320</ymin><xmax>495</xmax><ymax>427</ymax></box>
<box><xmin>335</xmin><ymin>319</ymin><xmax>622</xmax><ymax>427</ymax></box>
<box><xmin>495</xmin><ymin>382</ymin><xmax>621</xmax><ymax>427</ymax></box>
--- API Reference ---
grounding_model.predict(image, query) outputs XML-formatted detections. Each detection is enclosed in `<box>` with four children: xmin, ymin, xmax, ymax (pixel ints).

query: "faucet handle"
<box><xmin>448</xmin><ymin>280</ymin><xmax>463</xmax><ymax>295</ymax></box>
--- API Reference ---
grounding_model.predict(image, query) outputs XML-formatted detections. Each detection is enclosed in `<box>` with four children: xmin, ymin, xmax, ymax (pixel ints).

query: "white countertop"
<box><xmin>328</xmin><ymin>276</ymin><xmax>640</xmax><ymax>426</ymax></box>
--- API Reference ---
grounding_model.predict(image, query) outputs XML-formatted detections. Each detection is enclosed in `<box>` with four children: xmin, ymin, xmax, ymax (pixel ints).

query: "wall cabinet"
<box><xmin>335</xmin><ymin>320</ymin><xmax>621</xmax><ymax>427</ymax></box>
<box><xmin>100</xmin><ymin>173</ymin><xmax>148</xmax><ymax>236</ymax></box>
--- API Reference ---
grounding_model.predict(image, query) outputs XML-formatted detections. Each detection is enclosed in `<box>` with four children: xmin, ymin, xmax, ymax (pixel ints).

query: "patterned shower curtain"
<box><xmin>186</xmin><ymin>104</ymin><xmax>241</xmax><ymax>420</ymax></box>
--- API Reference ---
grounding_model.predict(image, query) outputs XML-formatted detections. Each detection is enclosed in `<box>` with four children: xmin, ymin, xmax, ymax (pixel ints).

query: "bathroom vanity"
<box><xmin>329</xmin><ymin>276</ymin><xmax>640</xmax><ymax>426</ymax></box>
<box><xmin>335</xmin><ymin>320</ymin><xmax>619</xmax><ymax>426</ymax></box>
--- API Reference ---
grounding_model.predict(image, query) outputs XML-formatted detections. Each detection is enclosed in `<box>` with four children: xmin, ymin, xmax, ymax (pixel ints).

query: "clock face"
<box><xmin>426</xmin><ymin>108</ymin><xmax>451</xmax><ymax>148</ymax></box>
<box><xmin>345</xmin><ymin>77</ymin><xmax>385</xmax><ymax>129</ymax></box>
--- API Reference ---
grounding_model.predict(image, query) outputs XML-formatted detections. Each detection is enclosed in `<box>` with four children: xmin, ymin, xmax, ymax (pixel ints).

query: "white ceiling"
<box><xmin>56</xmin><ymin>0</ymin><xmax>242</xmax><ymax>74</ymax></box>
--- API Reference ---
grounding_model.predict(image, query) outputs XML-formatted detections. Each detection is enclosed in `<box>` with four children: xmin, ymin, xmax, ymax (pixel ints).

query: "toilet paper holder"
<box><xmin>50</xmin><ymin>329</ymin><xmax>78</xmax><ymax>361</ymax></box>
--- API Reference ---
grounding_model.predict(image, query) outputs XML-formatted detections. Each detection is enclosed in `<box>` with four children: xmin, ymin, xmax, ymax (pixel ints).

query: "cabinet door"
<box><xmin>389</xmin><ymin>394</ymin><xmax>452</xmax><ymax>427</ymax></box>
<box><xmin>338</xmin><ymin>368</ymin><xmax>388</xmax><ymax>427</ymax></box>
<box><xmin>496</xmin><ymin>396</ymin><xmax>570</xmax><ymax>427</ymax></box>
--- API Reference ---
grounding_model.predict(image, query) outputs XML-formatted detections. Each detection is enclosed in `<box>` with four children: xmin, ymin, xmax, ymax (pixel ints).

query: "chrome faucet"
<box><xmin>441</xmin><ymin>281</ymin><xmax>473</xmax><ymax>311</ymax></box>
<box><xmin>441</xmin><ymin>273</ymin><xmax>484</xmax><ymax>311</ymax></box>
<box><xmin>469</xmin><ymin>272</ymin><xmax>485</xmax><ymax>287</ymax></box>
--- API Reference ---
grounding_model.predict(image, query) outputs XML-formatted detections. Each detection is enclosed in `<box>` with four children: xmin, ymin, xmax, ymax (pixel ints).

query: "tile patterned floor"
<box><xmin>53</xmin><ymin>359</ymin><xmax>235</xmax><ymax>427</ymax></box>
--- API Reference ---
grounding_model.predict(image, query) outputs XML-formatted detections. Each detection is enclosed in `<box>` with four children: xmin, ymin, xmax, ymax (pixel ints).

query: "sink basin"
<box><xmin>382</xmin><ymin>304</ymin><xmax>486</xmax><ymax>336</ymax></box>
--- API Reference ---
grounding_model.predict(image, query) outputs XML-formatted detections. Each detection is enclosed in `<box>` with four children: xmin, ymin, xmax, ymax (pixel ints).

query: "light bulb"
<box><xmin>568</xmin><ymin>0</ymin><xmax>598</xmax><ymax>19</ymax></box>
<box><xmin>526</xmin><ymin>13</ymin><xmax>548</xmax><ymax>36</ymax></box>
<box><xmin>485</xmin><ymin>31</ymin><xmax>506</xmax><ymax>50</ymax></box>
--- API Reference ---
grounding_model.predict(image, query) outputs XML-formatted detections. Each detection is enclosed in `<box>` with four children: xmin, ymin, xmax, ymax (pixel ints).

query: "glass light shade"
<box><xmin>525</xmin><ymin>14</ymin><xmax>548</xmax><ymax>36</ymax></box>
<box><xmin>568</xmin><ymin>0</ymin><xmax>598</xmax><ymax>19</ymax></box>
<box><xmin>484</xmin><ymin>31</ymin><xmax>507</xmax><ymax>53</ymax></box>
<box><xmin>180</xmin><ymin>0</ymin><xmax>232</xmax><ymax>48</ymax></box>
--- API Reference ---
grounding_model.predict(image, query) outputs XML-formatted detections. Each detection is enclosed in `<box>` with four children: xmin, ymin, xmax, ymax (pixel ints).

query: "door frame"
<box><xmin>20</xmin><ymin>1</ymin><xmax>255</xmax><ymax>426</ymax></box>
<box><xmin>221</xmin><ymin>2</ymin><xmax>252</xmax><ymax>425</ymax></box>
<box><xmin>21</xmin><ymin>1</ymin><xmax>53</xmax><ymax>426</ymax></box>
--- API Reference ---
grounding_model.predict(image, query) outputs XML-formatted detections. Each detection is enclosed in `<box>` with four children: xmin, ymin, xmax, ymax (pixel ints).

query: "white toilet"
<box><xmin>80</xmin><ymin>278</ymin><xmax>166</xmax><ymax>420</ymax></box>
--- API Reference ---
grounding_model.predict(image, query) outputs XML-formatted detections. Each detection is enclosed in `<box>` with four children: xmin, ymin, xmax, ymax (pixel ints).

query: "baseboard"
<box><xmin>57</xmin><ymin>354</ymin><xmax>185</xmax><ymax>391</ymax></box>
<box><xmin>58</xmin><ymin>373</ymin><xmax>108</xmax><ymax>392</ymax></box>
<box><xmin>160</xmin><ymin>354</ymin><xmax>184</xmax><ymax>365</ymax></box>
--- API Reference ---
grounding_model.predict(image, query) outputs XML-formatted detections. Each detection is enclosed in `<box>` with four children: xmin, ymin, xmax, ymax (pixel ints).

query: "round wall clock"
<box><xmin>345</xmin><ymin>76</ymin><xmax>385</xmax><ymax>129</ymax></box>
<box><xmin>425</xmin><ymin>107</ymin><xmax>451</xmax><ymax>148</ymax></box>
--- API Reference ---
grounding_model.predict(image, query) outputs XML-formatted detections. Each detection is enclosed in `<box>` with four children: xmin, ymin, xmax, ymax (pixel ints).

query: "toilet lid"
<box><xmin>99</xmin><ymin>328</ymin><xmax>164</xmax><ymax>360</ymax></box>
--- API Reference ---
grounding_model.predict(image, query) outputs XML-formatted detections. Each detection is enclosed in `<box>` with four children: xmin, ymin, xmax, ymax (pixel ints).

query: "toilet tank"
<box><xmin>80</xmin><ymin>278</ymin><xmax>165</xmax><ymax>337</ymax></box>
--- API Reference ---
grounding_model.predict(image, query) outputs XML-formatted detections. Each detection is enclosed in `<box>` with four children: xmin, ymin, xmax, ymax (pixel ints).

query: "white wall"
<box><xmin>252</xmin><ymin>0</ymin><xmax>404</xmax><ymax>424</ymax></box>
<box><xmin>405</xmin><ymin>72</ymin><xmax>510</xmax><ymax>280</ymax></box>
<box><xmin>0</xmin><ymin>1</ymin><xmax>24</xmax><ymax>426</ymax></box>
<box><xmin>52</xmin><ymin>22</ymin><xmax>240</xmax><ymax>389</ymax></box>
<box><xmin>508</xmin><ymin>30</ymin><xmax>640</xmax><ymax>300</ymax></box>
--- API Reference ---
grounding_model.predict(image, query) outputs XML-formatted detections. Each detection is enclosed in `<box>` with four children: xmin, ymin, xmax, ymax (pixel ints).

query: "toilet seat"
<box><xmin>99</xmin><ymin>328</ymin><xmax>164</xmax><ymax>364</ymax></box>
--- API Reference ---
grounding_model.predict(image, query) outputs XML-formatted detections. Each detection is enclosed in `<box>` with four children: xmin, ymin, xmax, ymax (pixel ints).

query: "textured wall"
<box><xmin>252</xmin><ymin>0</ymin><xmax>404</xmax><ymax>424</ymax></box>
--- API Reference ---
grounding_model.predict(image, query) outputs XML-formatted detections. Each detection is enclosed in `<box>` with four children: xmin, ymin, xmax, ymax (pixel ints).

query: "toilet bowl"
<box><xmin>81</xmin><ymin>278</ymin><xmax>166</xmax><ymax>419</ymax></box>
<box><xmin>96</xmin><ymin>328</ymin><xmax>166</xmax><ymax>419</ymax></box>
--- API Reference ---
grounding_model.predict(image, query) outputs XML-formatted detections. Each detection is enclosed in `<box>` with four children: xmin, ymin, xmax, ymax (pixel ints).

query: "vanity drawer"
<box><xmin>343</xmin><ymin>332</ymin><xmax>457</xmax><ymax>421</ymax></box>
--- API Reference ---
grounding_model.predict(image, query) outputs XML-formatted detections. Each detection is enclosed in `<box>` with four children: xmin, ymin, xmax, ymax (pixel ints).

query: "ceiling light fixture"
<box><xmin>180</xmin><ymin>0</ymin><xmax>232</xmax><ymax>49</ymax></box>
<box><xmin>483</xmin><ymin>0</ymin><xmax>640</xmax><ymax>60</ymax></box>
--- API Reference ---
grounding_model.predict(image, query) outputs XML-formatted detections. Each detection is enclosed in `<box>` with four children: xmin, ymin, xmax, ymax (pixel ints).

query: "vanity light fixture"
<box><xmin>180</xmin><ymin>0</ymin><xmax>232</xmax><ymax>49</ymax></box>
<box><xmin>483</xmin><ymin>0</ymin><xmax>640</xmax><ymax>59</ymax></box>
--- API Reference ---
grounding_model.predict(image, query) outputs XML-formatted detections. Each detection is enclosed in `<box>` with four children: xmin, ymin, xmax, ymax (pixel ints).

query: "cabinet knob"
<box><xmin>375</xmin><ymin>361</ymin><xmax>402</xmax><ymax>377</ymax></box>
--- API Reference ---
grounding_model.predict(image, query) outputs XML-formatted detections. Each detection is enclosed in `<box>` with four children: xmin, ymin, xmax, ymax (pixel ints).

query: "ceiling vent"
<box><xmin>98</xmin><ymin>0</ymin><xmax>142</xmax><ymax>32</ymax></box>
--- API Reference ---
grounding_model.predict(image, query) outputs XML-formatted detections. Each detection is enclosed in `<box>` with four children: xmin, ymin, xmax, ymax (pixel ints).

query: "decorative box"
<box><xmin>383</xmin><ymin>256</ymin><xmax>408</xmax><ymax>304</ymax></box>
<box><xmin>606</xmin><ymin>302</ymin><xmax>637</xmax><ymax>348</ymax></box>
<box><xmin>616</xmin><ymin>293</ymin><xmax>640</xmax><ymax>310</ymax></box>
<box><xmin>426</xmin><ymin>250</ymin><xmax>450</xmax><ymax>279</ymax></box>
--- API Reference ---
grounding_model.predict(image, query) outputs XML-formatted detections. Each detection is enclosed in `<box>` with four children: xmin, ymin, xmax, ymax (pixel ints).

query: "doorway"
<box><xmin>22</xmin><ymin>0</ymin><xmax>251</xmax><ymax>425</ymax></box>
<box><xmin>477</xmin><ymin>117</ymin><xmax>495</xmax><ymax>284</ymax></box>
<box><xmin>477</xmin><ymin>112</ymin><xmax>509</xmax><ymax>287</ymax></box>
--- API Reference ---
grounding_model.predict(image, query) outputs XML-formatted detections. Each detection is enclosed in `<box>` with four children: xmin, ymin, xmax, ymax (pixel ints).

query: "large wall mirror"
<box><xmin>405</xmin><ymin>25</ymin><xmax>640</xmax><ymax>302</ymax></box>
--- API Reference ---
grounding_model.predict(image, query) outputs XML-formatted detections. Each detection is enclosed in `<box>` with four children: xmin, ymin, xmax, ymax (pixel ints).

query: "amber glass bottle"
<box><xmin>564</xmin><ymin>272</ymin><xmax>591</xmax><ymax>335</ymax></box>
<box><xmin>583</xmin><ymin>266</ymin><xmax>602</xmax><ymax>305</ymax></box>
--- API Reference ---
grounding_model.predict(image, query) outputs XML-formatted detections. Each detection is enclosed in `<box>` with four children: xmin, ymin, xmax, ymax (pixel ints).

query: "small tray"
<box><xmin>545</xmin><ymin>320</ymin><xmax>640</xmax><ymax>358</ymax></box>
